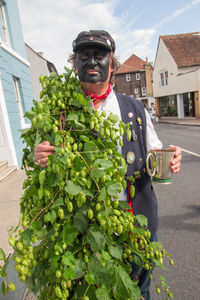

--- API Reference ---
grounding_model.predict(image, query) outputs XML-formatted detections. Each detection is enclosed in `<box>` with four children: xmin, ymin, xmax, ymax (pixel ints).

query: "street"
<box><xmin>150</xmin><ymin>123</ymin><xmax>200</xmax><ymax>300</ymax></box>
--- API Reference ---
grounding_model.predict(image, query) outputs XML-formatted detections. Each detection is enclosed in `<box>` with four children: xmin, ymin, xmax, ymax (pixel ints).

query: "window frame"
<box><xmin>160</xmin><ymin>70</ymin><xmax>168</xmax><ymax>87</ymax></box>
<box><xmin>0</xmin><ymin>2</ymin><xmax>10</xmax><ymax>46</ymax></box>
<box><xmin>126</xmin><ymin>74</ymin><xmax>131</xmax><ymax>81</ymax></box>
<box><xmin>141</xmin><ymin>87</ymin><xmax>146</xmax><ymax>96</ymax></box>
<box><xmin>13</xmin><ymin>77</ymin><xmax>30</xmax><ymax>129</ymax></box>
<box><xmin>136</xmin><ymin>73</ymin><xmax>140</xmax><ymax>80</ymax></box>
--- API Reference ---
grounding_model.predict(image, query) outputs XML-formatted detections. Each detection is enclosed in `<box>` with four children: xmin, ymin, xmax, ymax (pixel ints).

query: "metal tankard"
<box><xmin>146</xmin><ymin>149</ymin><xmax>175</xmax><ymax>184</ymax></box>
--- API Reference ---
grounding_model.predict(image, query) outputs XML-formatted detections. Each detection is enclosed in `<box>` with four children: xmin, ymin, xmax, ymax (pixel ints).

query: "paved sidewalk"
<box><xmin>158</xmin><ymin>116</ymin><xmax>200</xmax><ymax>126</ymax></box>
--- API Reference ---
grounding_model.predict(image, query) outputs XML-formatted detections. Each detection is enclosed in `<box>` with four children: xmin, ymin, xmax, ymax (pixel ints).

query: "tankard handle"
<box><xmin>146</xmin><ymin>152</ymin><xmax>156</xmax><ymax>177</ymax></box>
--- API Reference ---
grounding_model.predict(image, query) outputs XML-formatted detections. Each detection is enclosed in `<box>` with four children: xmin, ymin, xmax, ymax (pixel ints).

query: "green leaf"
<box><xmin>108</xmin><ymin>244</ymin><xmax>122</xmax><ymax>261</ymax></box>
<box><xmin>86</xmin><ymin>225</ymin><xmax>105</xmax><ymax>252</ymax></box>
<box><xmin>65</xmin><ymin>181</ymin><xmax>82</xmax><ymax>196</ymax></box>
<box><xmin>90</xmin><ymin>165</ymin><xmax>105</xmax><ymax>178</ymax></box>
<box><xmin>34</xmin><ymin>132</ymin><xmax>42</xmax><ymax>146</ymax></box>
<box><xmin>88</xmin><ymin>253</ymin><xmax>114</xmax><ymax>287</ymax></box>
<box><xmin>48</xmin><ymin>210</ymin><xmax>57</xmax><ymax>225</ymax></box>
<box><xmin>66</xmin><ymin>112</ymin><xmax>79</xmax><ymax>121</ymax></box>
<box><xmin>73</xmin><ymin>206</ymin><xmax>89</xmax><ymax>234</ymax></box>
<box><xmin>73</xmin><ymin>120</ymin><xmax>86</xmax><ymax>130</ymax></box>
<box><xmin>85</xmin><ymin>271</ymin><xmax>95</xmax><ymax>284</ymax></box>
<box><xmin>63</xmin><ymin>220</ymin><xmax>78</xmax><ymax>246</ymax></box>
<box><xmin>96</xmin><ymin>284</ymin><xmax>110</xmax><ymax>300</ymax></box>
<box><xmin>62</xmin><ymin>251</ymin><xmax>75</xmax><ymax>266</ymax></box>
<box><xmin>73</xmin><ymin>259</ymin><xmax>86</xmax><ymax>278</ymax></box>
<box><xmin>0</xmin><ymin>248</ymin><xmax>6</xmax><ymax>261</ymax></box>
<box><xmin>135</xmin><ymin>215</ymin><xmax>148</xmax><ymax>227</ymax></box>
<box><xmin>118</xmin><ymin>201</ymin><xmax>131</xmax><ymax>210</ymax></box>
<box><xmin>95</xmin><ymin>159</ymin><xmax>113</xmax><ymax>169</ymax></box>
<box><xmin>99</xmin><ymin>187</ymin><xmax>106</xmax><ymax>201</ymax></box>
<box><xmin>51</xmin><ymin>197</ymin><xmax>64</xmax><ymax>209</ymax></box>
<box><xmin>21</xmin><ymin>228</ymin><xmax>32</xmax><ymax>246</ymax></box>
<box><xmin>24</xmin><ymin>110</ymin><xmax>36</xmax><ymax>120</ymax></box>
<box><xmin>84</xmin><ymin>141</ymin><xmax>97</xmax><ymax>152</ymax></box>
<box><xmin>117</xmin><ymin>165</ymin><xmax>127</xmax><ymax>176</ymax></box>
<box><xmin>107</xmin><ymin>181</ymin><xmax>122</xmax><ymax>196</ymax></box>
<box><xmin>102</xmin><ymin>251</ymin><xmax>111</xmax><ymax>261</ymax></box>
<box><xmin>113</xmin><ymin>265</ymin><xmax>141</xmax><ymax>300</ymax></box>
<box><xmin>107</xmin><ymin>113</ymin><xmax>119</xmax><ymax>123</ymax></box>
<box><xmin>63</xmin><ymin>268</ymin><xmax>76</xmax><ymax>280</ymax></box>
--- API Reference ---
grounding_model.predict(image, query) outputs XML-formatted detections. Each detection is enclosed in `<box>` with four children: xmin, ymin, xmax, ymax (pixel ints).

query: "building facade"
<box><xmin>153</xmin><ymin>32</ymin><xmax>200</xmax><ymax>119</ymax></box>
<box><xmin>0</xmin><ymin>0</ymin><xmax>34</xmax><ymax>167</ymax></box>
<box><xmin>114</xmin><ymin>54</ymin><xmax>155</xmax><ymax>112</ymax></box>
<box><xmin>25</xmin><ymin>43</ymin><xmax>58</xmax><ymax>101</ymax></box>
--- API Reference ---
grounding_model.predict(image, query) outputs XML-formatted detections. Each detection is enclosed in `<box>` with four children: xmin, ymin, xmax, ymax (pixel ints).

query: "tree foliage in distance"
<box><xmin>0</xmin><ymin>68</ymin><xmax>174</xmax><ymax>300</ymax></box>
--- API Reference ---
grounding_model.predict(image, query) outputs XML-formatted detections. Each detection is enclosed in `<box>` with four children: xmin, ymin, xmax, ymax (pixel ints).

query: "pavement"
<box><xmin>158</xmin><ymin>116</ymin><xmax>200</xmax><ymax>126</ymax></box>
<box><xmin>0</xmin><ymin>116</ymin><xmax>199</xmax><ymax>299</ymax></box>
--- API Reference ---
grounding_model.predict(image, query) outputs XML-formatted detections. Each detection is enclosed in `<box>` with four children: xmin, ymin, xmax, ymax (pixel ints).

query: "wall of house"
<box><xmin>153</xmin><ymin>39</ymin><xmax>200</xmax><ymax>98</ymax></box>
<box><xmin>26</xmin><ymin>45</ymin><xmax>51</xmax><ymax>101</ymax></box>
<box><xmin>114</xmin><ymin>71</ymin><xmax>146</xmax><ymax>97</ymax></box>
<box><xmin>0</xmin><ymin>0</ymin><xmax>34</xmax><ymax>166</ymax></box>
<box><xmin>0</xmin><ymin>49</ymin><xmax>34</xmax><ymax>165</ymax></box>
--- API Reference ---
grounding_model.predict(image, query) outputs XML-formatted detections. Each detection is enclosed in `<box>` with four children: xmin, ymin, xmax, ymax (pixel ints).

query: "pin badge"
<box><xmin>137</xmin><ymin>117</ymin><xmax>142</xmax><ymax>125</ymax></box>
<box><xmin>127</xmin><ymin>151</ymin><xmax>135</xmax><ymax>164</ymax></box>
<box><xmin>134</xmin><ymin>171</ymin><xmax>141</xmax><ymax>179</ymax></box>
<box><xmin>138</xmin><ymin>157</ymin><xmax>143</xmax><ymax>164</ymax></box>
<box><xmin>128</xmin><ymin>112</ymin><xmax>134</xmax><ymax>118</ymax></box>
<box><xmin>132</xmin><ymin>130</ymin><xmax>137</xmax><ymax>141</ymax></box>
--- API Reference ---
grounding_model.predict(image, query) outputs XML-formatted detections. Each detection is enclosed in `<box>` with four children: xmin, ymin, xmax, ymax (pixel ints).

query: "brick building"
<box><xmin>114</xmin><ymin>54</ymin><xmax>154</xmax><ymax>110</ymax></box>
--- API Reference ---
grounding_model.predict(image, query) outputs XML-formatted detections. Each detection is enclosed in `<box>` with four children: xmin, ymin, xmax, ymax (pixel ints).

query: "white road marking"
<box><xmin>169</xmin><ymin>145</ymin><xmax>200</xmax><ymax>158</ymax></box>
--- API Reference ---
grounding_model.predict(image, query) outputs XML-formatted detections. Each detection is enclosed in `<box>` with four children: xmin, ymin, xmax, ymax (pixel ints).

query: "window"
<box><xmin>0</xmin><ymin>3</ymin><xmax>10</xmax><ymax>46</ymax></box>
<box><xmin>126</xmin><ymin>74</ymin><xmax>131</xmax><ymax>81</ymax></box>
<box><xmin>141</xmin><ymin>87</ymin><xmax>146</xmax><ymax>96</ymax></box>
<box><xmin>136</xmin><ymin>73</ymin><xmax>140</xmax><ymax>80</ymax></box>
<box><xmin>160</xmin><ymin>71</ymin><xmax>168</xmax><ymax>86</ymax></box>
<box><xmin>134</xmin><ymin>88</ymin><xmax>138</xmax><ymax>94</ymax></box>
<box><xmin>13</xmin><ymin>77</ymin><xmax>30</xmax><ymax>129</ymax></box>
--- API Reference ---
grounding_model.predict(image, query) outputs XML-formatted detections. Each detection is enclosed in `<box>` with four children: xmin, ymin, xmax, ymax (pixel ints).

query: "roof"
<box><xmin>115</xmin><ymin>54</ymin><xmax>146</xmax><ymax>74</ymax></box>
<box><xmin>161</xmin><ymin>32</ymin><xmax>200</xmax><ymax>68</ymax></box>
<box><xmin>25</xmin><ymin>43</ymin><xmax>58</xmax><ymax>74</ymax></box>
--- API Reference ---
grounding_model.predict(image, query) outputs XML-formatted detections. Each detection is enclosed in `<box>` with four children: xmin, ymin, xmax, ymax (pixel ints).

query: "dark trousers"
<box><xmin>130</xmin><ymin>232</ymin><xmax>158</xmax><ymax>300</ymax></box>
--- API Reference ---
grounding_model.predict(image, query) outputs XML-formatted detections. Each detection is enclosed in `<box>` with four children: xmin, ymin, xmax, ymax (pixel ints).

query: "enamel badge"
<box><xmin>132</xmin><ymin>130</ymin><xmax>137</xmax><ymax>141</ymax></box>
<box><xmin>127</xmin><ymin>151</ymin><xmax>135</xmax><ymax>164</ymax></box>
<box><xmin>128</xmin><ymin>112</ymin><xmax>134</xmax><ymax>118</ymax></box>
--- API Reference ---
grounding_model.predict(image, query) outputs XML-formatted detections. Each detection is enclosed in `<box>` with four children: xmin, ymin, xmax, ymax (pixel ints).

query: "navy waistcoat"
<box><xmin>116</xmin><ymin>93</ymin><xmax>158</xmax><ymax>234</ymax></box>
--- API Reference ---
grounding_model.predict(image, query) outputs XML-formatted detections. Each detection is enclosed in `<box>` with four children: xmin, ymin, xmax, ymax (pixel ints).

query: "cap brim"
<box><xmin>74</xmin><ymin>40</ymin><xmax>112</xmax><ymax>52</ymax></box>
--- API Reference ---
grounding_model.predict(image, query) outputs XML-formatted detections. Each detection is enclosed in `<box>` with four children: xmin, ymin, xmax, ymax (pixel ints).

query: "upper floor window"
<box><xmin>126</xmin><ymin>74</ymin><xmax>131</xmax><ymax>81</ymax></box>
<box><xmin>136</xmin><ymin>73</ymin><xmax>140</xmax><ymax>80</ymax></box>
<box><xmin>141</xmin><ymin>87</ymin><xmax>146</xmax><ymax>96</ymax></box>
<box><xmin>134</xmin><ymin>88</ymin><xmax>138</xmax><ymax>94</ymax></box>
<box><xmin>160</xmin><ymin>71</ymin><xmax>168</xmax><ymax>86</ymax></box>
<box><xmin>0</xmin><ymin>3</ymin><xmax>10</xmax><ymax>46</ymax></box>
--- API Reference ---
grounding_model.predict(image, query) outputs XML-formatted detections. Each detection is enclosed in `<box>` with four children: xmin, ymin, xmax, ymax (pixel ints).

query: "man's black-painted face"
<box><xmin>76</xmin><ymin>47</ymin><xmax>111</xmax><ymax>83</ymax></box>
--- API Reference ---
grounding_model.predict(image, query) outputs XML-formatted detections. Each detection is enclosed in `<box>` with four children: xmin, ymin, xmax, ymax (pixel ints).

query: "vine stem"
<box><xmin>83</xmin><ymin>283</ymin><xmax>91</xmax><ymax>299</ymax></box>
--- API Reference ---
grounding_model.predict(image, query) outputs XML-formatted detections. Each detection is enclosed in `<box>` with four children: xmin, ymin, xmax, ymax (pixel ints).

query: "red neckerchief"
<box><xmin>83</xmin><ymin>83</ymin><xmax>112</xmax><ymax>103</ymax></box>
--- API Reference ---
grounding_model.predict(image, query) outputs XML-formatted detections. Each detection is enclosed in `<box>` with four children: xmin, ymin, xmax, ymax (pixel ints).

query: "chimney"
<box><xmin>146</xmin><ymin>57</ymin><xmax>148</xmax><ymax>63</ymax></box>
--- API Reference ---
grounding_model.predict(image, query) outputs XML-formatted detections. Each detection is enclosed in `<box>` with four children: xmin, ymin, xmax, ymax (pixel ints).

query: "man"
<box><xmin>34</xmin><ymin>30</ymin><xmax>182</xmax><ymax>300</ymax></box>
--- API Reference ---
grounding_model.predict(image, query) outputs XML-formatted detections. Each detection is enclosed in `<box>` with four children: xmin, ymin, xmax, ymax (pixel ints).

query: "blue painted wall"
<box><xmin>0</xmin><ymin>0</ymin><xmax>34</xmax><ymax>166</ymax></box>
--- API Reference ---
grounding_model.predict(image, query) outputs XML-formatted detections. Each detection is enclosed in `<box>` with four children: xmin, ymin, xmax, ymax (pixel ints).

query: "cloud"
<box><xmin>154</xmin><ymin>0</ymin><xmax>200</xmax><ymax>30</ymax></box>
<box><xmin>18</xmin><ymin>0</ymin><xmax>157</xmax><ymax>73</ymax></box>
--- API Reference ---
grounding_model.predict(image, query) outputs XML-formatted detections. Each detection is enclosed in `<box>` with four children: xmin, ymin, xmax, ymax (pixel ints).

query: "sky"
<box><xmin>18</xmin><ymin>0</ymin><xmax>200</xmax><ymax>74</ymax></box>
